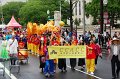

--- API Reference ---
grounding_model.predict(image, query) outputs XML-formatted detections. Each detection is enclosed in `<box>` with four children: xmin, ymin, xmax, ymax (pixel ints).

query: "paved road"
<box><xmin>0</xmin><ymin>53</ymin><xmax>116</xmax><ymax>79</ymax></box>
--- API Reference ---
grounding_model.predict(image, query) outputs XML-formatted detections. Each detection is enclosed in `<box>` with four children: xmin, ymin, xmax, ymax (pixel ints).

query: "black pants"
<box><xmin>10</xmin><ymin>57</ymin><xmax>17</xmax><ymax>65</ymax></box>
<box><xmin>70</xmin><ymin>58</ymin><xmax>76</xmax><ymax>69</ymax></box>
<box><xmin>95</xmin><ymin>55</ymin><xmax>98</xmax><ymax>65</ymax></box>
<box><xmin>111</xmin><ymin>55</ymin><xmax>120</xmax><ymax>77</ymax></box>
<box><xmin>58</xmin><ymin>59</ymin><xmax>66</xmax><ymax>70</ymax></box>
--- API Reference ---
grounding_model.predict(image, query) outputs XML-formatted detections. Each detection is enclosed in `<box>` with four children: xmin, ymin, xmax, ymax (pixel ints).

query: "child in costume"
<box><xmin>44</xmin><ymin>40</ymin><xmax>54</xmax><ymax>77</ymax></box>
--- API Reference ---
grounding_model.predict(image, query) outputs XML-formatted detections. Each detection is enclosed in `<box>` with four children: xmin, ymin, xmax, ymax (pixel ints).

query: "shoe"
<box><xmin>116</xmin><ymin>72</ymin><xmax>119</xmax><ymax>78</ymax></box>
<box><xmin>64</xmin><ymin>70</ymin><xmax>67</xmax><ymax>72</ymax></box>
<box><xmin>45</xmin><ymin>73</ymin><xmax>49</xmax><ymax>77</ymax></box>
<box><xmin>112</xmin><ymin>76</ymin><xmax>116</xmax><ymax>79</ymax></box>
<box><xmin>61</xmin><ymin>69</ymin><xmax>63</xmax><ymax>72</ymax></box>
<box><xmin>90</xmin><ymin>72</ymin><xmax>94</xmax><ymax>75</ymax></box>
<box><xmin>71</xmin><ymin>67</ymin><xmax>75</xmax><ymax>70</ymax></box>
<box><xmin>87</xmin><ymin>71</ymin><xmax>89</xmax><ymax>73</ymax></box>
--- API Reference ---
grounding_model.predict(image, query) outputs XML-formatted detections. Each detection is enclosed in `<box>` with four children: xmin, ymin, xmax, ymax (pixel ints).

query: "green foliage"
<box><xmin>85</xmin><ymin>0</ymin><xmax>120</xmax><ymax>25</ymax></box>
<box><xmin>0</xmin><ymin>2</ymin><xmax>25</xmax><ymax>24</ymax></box>
<box><xmin>0</xmin><ymin>0</ymin><xmax>69</xmax><ymax>26</ymax></box>
<box><xmin>19</xmin><ymin>0</ymin><xmax>69</xmax><ymax>25</ymax></box>
<box><xmin>74</xmin><ymin>18</ymin><xmax>80</xmax><ymax>26</ymax></box>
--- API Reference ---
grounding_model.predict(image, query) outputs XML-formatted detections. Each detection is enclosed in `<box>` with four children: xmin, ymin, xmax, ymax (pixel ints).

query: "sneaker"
<box><xmin>90</xmin><ymin>72</ymin><xmax>94</xmax><ymax>75</ymax></box>
<box><xmin>45</xmin><ymin>73</ymin><xmax>49</xmax><ymax>77</ymax></box>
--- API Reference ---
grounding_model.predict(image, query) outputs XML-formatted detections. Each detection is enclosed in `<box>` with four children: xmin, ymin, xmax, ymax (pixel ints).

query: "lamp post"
<box><xmin>47</xmin><ymin>10</ymin><xmax>50</xmax><ymax>21</ymax></box>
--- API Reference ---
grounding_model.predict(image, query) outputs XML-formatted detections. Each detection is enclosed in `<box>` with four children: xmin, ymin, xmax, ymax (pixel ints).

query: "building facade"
<box><xmin>72</xmin><ymin>0</ymin><xmax>93</xmax><ymax>27</ymax></box>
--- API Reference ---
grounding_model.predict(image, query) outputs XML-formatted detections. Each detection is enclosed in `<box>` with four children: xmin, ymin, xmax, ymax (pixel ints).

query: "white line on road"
<box><xmin>0</xmin><ymin>63</ymin><xmax>17</xmax><ymax>79</ymax></box>
<box><xmin>67</xmin><ymin>65</ymin><xmax>102</xmax><ymax>79</ymax></box>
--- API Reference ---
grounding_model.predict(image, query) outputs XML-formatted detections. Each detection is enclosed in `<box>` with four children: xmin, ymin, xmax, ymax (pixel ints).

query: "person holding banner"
<box><xmin>51</xmin><ymin>37</ymin><xmax>59</xmax><ymax>73</ymax></box>
<box><xmin>86</xmin><ymin>40</ymin><xmax>96</xmax><ymax>75</ymax></box>
<box><xmin>78</xmin><ymin>40</ymin><xmax>85</xmax><ymax>70</ymax></box>
<box><xmin>70</xmin><ymin>36</ymin><xmax>78</xmax><ymax>70</ymax></box>
<box><xmin>39</xmin><ymin>36</ymin><xmax>46</xmax><ymax>72</ymax></box>
<box><xmin>58</xmin><ymin>41</ymin><xmax>67</xmax><ymax>72</ymax></box>
<box><xmin>44</xmin><ymin>40</ymin><xmax>54</xmax><ymax>77</ymax></box>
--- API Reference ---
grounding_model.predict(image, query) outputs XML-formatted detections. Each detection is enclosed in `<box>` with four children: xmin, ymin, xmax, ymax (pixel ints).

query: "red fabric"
<box><xmin>51</xmin><ymin>41</ymin><xmax>59</xmax><ymax>45</ymax></box>
<box><xmin>95</xmin><ymin>44</ymin><xmax>101</xmax><ymax>56</ymax></box>
<box><xmin>86</xmin><ymin>44</ymin><xmax>96</xmax><ymax>59</ymax></box>
<box><xmin>18</xmin><ymin>42</ymin><xmax>25</xmax><ymax>49</ymax></box>
<box><xmin>34</xmin><ymin>37</ymin><xmax>40</xmax><ymax>45</ymax></box>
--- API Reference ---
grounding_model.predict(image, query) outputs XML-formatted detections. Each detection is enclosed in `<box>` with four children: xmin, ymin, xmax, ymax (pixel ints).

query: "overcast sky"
<box><xmin>1</xmin><ymin>0</ymin><xmax>27</xmax><ymax>5</ymax></box>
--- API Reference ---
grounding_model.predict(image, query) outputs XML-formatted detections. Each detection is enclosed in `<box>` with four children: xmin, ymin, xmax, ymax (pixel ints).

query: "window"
<box><xmin>79</xmin><ymin>1</ymin><xmax>81</xmax><ymax>15</ymax></box>
<box><xmin>75</xmin><ymin>4</ymin><xmax>77</xmax><ymax>15</ymax></box>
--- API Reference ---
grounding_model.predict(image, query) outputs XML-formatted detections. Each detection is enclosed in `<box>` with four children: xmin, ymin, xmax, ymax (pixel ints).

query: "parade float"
<box><xmin>27</xmin><ymin>20</ymin><xmax>65</xmax><ymax>55</ymax></box>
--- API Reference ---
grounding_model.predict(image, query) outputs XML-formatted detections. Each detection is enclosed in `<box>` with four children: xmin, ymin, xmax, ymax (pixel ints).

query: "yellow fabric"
<box><xmin>48</xmin><ymin>46</ymin><xmax>86</xmax><ymax>59</ymax></box>
<box><xmin>86</xmin><ymin>59</ymin><xmax>95</xmax><ymax>72</ymax></box>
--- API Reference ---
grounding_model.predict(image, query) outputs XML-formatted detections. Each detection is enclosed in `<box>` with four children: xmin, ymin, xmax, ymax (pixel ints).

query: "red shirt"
<box><xmin>86</xmin><ymin>44</ymin><xmax>96</xmax><ymax>59</ymax></box>
<box><xmin>51</xmin><ymin>41</ymin><xmax>59</xmax><ymax>45</ymax></box>
<box><xmin>18</xmin><ymin>41</ymin><xmax>25</xmax><ymax>49</ymax></box>
<box><xmin>34</xmin><ymin>37</ymin><xmax>40</xmax><ymax>45</ymax></box>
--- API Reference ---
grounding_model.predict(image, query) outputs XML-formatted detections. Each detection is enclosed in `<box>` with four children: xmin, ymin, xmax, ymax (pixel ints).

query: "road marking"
<box><xmin>0</xmin><ymin>63</ymin><xmax>17</xmax><ymax>79</ymax></box>
<box><xmin>67</xmin><ymin>65</ymin><xmax>102</xmax><ymax>79</ymax></box>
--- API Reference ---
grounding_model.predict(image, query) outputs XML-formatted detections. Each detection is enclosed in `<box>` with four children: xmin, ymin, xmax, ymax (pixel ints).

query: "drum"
<box><xmin>18</xmin><ymin>49</ymin><xmax>29</xmax><ymax>59</ymax></box>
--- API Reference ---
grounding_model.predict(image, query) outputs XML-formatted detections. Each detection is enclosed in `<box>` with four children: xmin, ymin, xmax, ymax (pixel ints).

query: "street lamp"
<box><xmin>47</xmin><ymin>10</ymin><xmax>50</xmax><ymax>21</ymax></box>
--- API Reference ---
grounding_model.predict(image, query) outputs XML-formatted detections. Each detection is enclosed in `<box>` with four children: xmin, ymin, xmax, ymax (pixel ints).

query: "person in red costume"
<box><xmin>34</xmin><ymin>34</ymin><xmax>40</xmax><ymax>54</ymax></box>
<box><xmin>18</xmin><ymin>38</ymin><xmax>25</xmax><ymax>49</ymax></box>
<box><xmin>86</xmin><ymin>40</ymin><xmax>96</xmax><ymax>75</ymax></box>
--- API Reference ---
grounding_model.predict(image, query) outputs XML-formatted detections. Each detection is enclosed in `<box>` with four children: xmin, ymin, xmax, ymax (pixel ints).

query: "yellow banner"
<box><xmin>48</xmin><ymin>46</ymin><xmax>86</xmax><ymax>59</ymax></box>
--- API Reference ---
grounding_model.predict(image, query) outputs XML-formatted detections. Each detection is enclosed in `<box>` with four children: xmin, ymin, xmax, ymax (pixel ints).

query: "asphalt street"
<box><xmin>0</xmin><ymin>52</ymin><xmax>117</xmax><ymax>79</ymax></box>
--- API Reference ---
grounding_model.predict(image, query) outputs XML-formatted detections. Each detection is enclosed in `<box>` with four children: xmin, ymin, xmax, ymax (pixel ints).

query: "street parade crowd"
<box><xmin>0</xmin><ymin>21</ymin><xmax>120</xmax><ymax>79</ymax></box>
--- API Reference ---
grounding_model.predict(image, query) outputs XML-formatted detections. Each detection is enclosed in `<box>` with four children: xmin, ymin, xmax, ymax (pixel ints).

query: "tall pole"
<box><xmin>70</xmin><ymin>0</ymin><xmax>73</xmax><ymax>33</ymax></box>
<box><xmin>60</xmin><ymin>1</ymin><xmax>61</xmax><ymax>21</ymax></box>
<box><xmin>82</xmin><ymin>0</ymin><xmax>85</xmax><ymax>34</ymax></box>
<box><xmin>100</xmin><ymin>0</ymin><xmax>103</xmax><ymax>34</ymax></box>
<box><xmin>0</xmin><ymin>0</ymin><xmax>4</xmax><ymax>24</ymax></box>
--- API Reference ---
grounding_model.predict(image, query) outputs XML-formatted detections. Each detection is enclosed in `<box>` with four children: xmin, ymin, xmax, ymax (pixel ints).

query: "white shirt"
<box><xmin>113</xmin><ymin>45</ymin><xmax>118</xmax><ymax>56</ymax></box>
<box><xmin>7</xmin><ymin>39</ymin><xmax>18</xmax><ymax>54</ymax></box>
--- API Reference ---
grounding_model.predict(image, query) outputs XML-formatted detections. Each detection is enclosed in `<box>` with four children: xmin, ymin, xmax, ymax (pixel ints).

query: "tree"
<box><xmin>0</xmin><ymin>2</ymin><xmax>25</xmax><ymax>24</ymax></box>
<box><xmin>19</xmin><ymin>0</ymin><xmax>70</xmax><ymax>25</ymax></box>
<box><xmin>85</xmin><ymin>0</ymin><xmax>120</xmax><ymax>26</ymax></box>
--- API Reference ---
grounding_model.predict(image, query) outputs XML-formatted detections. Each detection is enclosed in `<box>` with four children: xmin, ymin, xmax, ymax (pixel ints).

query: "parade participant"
<box><xmin>7</xmin><ymin>35</ymin><xmax>18</xmax><ymax>65</ymax></box>
<box><xmin>22</xmin><ymin>34</ymin><xmax>27</xmax><ymax>49</ymax></box>
<box><xmin>109</xmin><ymin>37</ymin><xmax>120</xmax><ymax>79</ymax></box>
<box><xmin>78</xmin><ymin>40</ymin><xmax>85</xmax><ymax>70</ymax></box>
<box><xmin>70</xmin><ymin>36</ymin><xmax>78</xmax><ymax>70</ymax></box>
<box><xmin>58</xmin><ymin>41</ymin><xmax>67</xmax><ymax>72</ymax></box>
<box><xmin>18</xmin><ymin>38</ymin><xmax>25</xmax><ymax>49</ymax></box>
<box><xmin>0</xmin><ymin>37</ymin><xmax>9</xmax><ymax>59</ymax></box>
<box><xmin>6</xmin><ymin>32</ymin><xmax>12</xmax><ymax>41</ymax></box>
<box><xmin>39</xmin><ymin>35</ymin><xmax>45</xmax><ymax>72</ymax></box>
<box><xmin>44</xmin><ymin>40</ymin><xmax>54</xmax><ymax>77</ymax></box>
<box><xmin>34</xmin><ymin>34</ymin><xmax>39</xmax><ymax>54</ymax></box>
<box><xmin>107</xmin><ymin>37</ymin><xmax>112</xmax><ymax>55</ymax></box>
<box><xmin>86</xmin><ymin>40</ymin><xmax>96</xmax><ymax>75</ymax></box>
<box><xmin>51</xmin><ymin>37</ymin><xmax>59</xmax><ymax>72</ymax></box>
<box><xmin>94</xmin><ymin>41</ymin><xmax>102</xmax><ymax>69</ymax></box>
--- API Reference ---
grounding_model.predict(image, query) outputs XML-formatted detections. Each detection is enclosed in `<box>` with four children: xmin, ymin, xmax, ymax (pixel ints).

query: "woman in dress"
<box><xmin>1</xmin><ymin>37</ymin><xmax>9</xmax><ymax>59</ymax></box>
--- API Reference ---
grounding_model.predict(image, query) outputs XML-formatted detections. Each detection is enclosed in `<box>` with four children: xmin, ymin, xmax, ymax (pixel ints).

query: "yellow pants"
<box><xmin>86</xmin><ymin>59</ymin><xmax>95</xmax><ymax>72</ymax></box>
<box><xmin>27</xmin><ymin>42</ymin><xmax>30</xmax><ymax>50</ymax></box>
